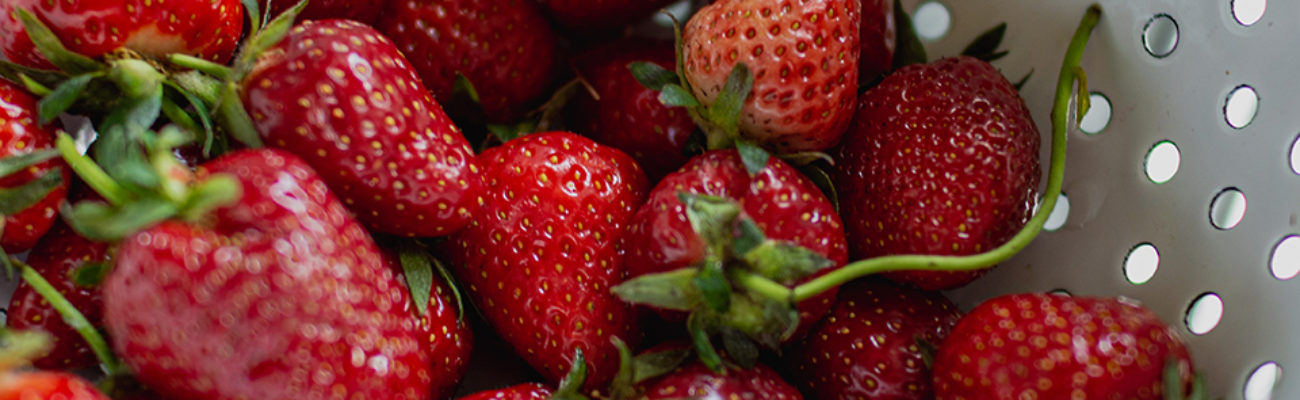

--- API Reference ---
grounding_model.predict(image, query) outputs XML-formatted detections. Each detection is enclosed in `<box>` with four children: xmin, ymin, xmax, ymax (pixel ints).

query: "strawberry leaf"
<box><xmin>16</xmin><ymin>260</ymin><xmax>126</xmax><ymax>376</ymax></box>
<box><xmin>628</xmin><ymin>61</ymin><xmax>679</xmax><ymax>91</ymax></box>
<box><xmin>731</xmin><ymin>216</ymin><xmax>767</xmax><ymax>256</ymax></box>
<box><xmin>915</xmin><ymin>336</ymin><xmax>937</xmax><ymax>368</ymax></box>
<box><xmin>658</xmin><ymin>84</ymin><xmax>700</xmax><ymax>108</ymax></box>
<box><xmin>453</xmin><ymin>73</ymin><xmax>482</xmax><ymax>104</ymax></box>
<box><xmin>961</xmin><ymin>23</ymin><xmax>1009</xmax><ymax>62</ymax></box>
<box><xmin>798</xmin><ymin>163</ymin><xmax>839</xmax><ymax>212</ymax></box>
<box><xmin>0</xmin><ymin>149</ymin><xmax>57</xmax><ymax>179</ymax></box>
<box><xmin>217</xmin><ymin>82</ymin><xmax>265</xmax><ymax>148</ymax></box>
<box><xmin>0</xmin><ymin>245</ymin><xmax>13</xmax><ymax>280</ymax></box>
<box><xmin>719</xmin><ymin>327</ymin><xmax>758</xmax><ymax>369</ymax></box>
<box><xmin>892</xmin><ymin>0</ymin><xmax>928</xmax><ymax>69</ymax></box>
<box><xmin>737</xmin><ymin>240</ymin><xmax>834</xmax><ymax>285</ymax></box>
<box><xmin>396</xmin><ymin>241</ymin><xmax>436</xmax><ymax>317</ymax></box>
<box><xmin>0</xmin><ymin>61</ymin><xmax>68</xmax><ymax>89</ymax></box>
<box><xmin>734</xmin><ymin>139</ymin><xmax>769</xmax><ymax>176</ymax></box>
<box><xmin>236</xmin><ymin>0</ymin><xmax>307</xmax><ymax>77</ymax></box>
<box><xmin>63</xmin><ymin>198</ymin><xmax>177</xmax><ymax>242</ymax></box>
<box><xmin>486</xmin><ymin>121</ymin><xmax>536</xmax><ymax>144</ymax></box>
<box><xmin>706</xmin><ymin>63</ymin><xmax>753</xmax><ymax>141</ymax></box>
<box><xmin>632</xmin><ymin>346</ymin><xmax>690</xmax><ymax>383</ymax></box>
<box><xmin>240</xmin><ymin>0</ymin><xmax>263</xmax><ymax>35</ymax></box>
<box><xmin>100</xmin><ymin>84</ymin><xmax>163</xmax><ymax>134</ymax></box>
<box><xmin>678</xmin><ymin>192</ymin><xmax>741</xmax><ymax>254</ymax></box>
<box><xmin>14</xmin><ymin>8</ymin><xmax>103</xmax><ymax>75</ymax></box>
<box><xmin>38</xmin><ymin>73</ymin><xmax>96</xmax><ymax>124</ymax></box>
<box><xmin>55</xmin><ymin>133</ymin><xmax>128</xmax><ymax>206</ymax></box>
<box><xmin>164</xmin><ymin>82</ymin><xmax>217</xmax><ymax>156</ymax></box>
<box><xmin>0</xmin><ymin>169</ymin><xmax>62</xmax><ymax>215</ymax></box>
<box><xmin>72</xmin><ymin>262</ymin><xmax>111</xmax><ymax>287</ymax></box>
<box><xmin>1162</xmin><ymin>358</ymin><xmax>1182</xmax><ymax>400</ymax></box>
<box><xmin>551</xmin><ymin>350</ymin><xmax>591</xmax><ymax>400</ymax></box>
<box><xmin>693</xmin><ymin>258</ymin><xmax>731</xmax><ymax>312</ymax></box>
<box><xmin>687</xmin><ymin>312</ymin><xmax>724</xmax><ymax>373</ymax></box>
<box><xmin>1013</xmin><ymin>69</ymin><xmax>1034</xmax><ymax>91</ymax></box>
<box><xmin>611</xmin><ymin>268</ymin><xmax>701</xmax><ymax>311</ymax></box>
<box><xmin>178</xmin><ymin>175</ymin><xmax>241</xmax><ymax>223</ymax></box>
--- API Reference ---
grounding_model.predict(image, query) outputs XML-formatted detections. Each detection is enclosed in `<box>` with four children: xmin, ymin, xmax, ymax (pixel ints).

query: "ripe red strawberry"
<box><xmin>832</xmin><ymin>56</ymin><xmax>1040</xmax><ymax>290</ymax></box>
<box><xmin>860</xmin><ymin>0</ymin><xmax>894</xmax><ymax>80</ymax></box>
<box><xmin>0</xmin><ymin>370</ymin><xmax>109</xmax><ymax>400</ymax></box>
<box><xmin>682</xmin><ymin>0</ymin><xmax>860</xmax><ymax>153</ymax></box>
<box><xmin>389</xmin><ymin>251</ymin><xmax>475</xmax><ymax>400</ymax></box>
<box><xmin>623</xmin><ymin>150</ymin><xmax>847</xmax><ymax>340</ymax></box>
<box><xmin>242</xmin><ymin>19</ymin><xmax>482</xmax><ymax>238</ymax></box>
<box><xmin>0</xmin><ymin>0</ymin><xmax>243</xmax><ymax>68</ymax></box>
<box><xmin>6</xmin><ymin>222</ymin><xmax>110</xmax><ymax>371</ymax></box>
<box><xmin>536</xmin><ymin>0</ymin><xmax>680</xmax><ymax>33</ymax></box>
<box><xmin>0</xmin><ymin>79</ymin><xmax>68</xmax><ymax>253</ymax></box>
<box><xmin>444</xmin><ymin>132</ymin><xmax>649</xmax><ymax>391</ymax></box>
<box><xmin>268</xmin><ymin>0</ymin><xmax>384</xmax><ymax>25</ymax></box>
<box><xmin>933</xmin><ymin>293</ymin><xmax>1195</xmax><ymax>399</ymax></box>
<box><xmin>458</xmin><ymin>383</ymin><xmax>550</xmax><ymax>400</ymax></box>
<box><xmin>785</xmin><ymin>278</ymin><xmax>961</xmax><ymax>400</ymax></box>
<box><xmin>103</xmin><ymin>149</ymin><xmax>458</xmax><ymax>399</ymax></box>
<box><xmin>566</xmin><ymin>39</ymin><xmax>696</xmax><ymax>181</ymax></box>
<box><xmin>638</xmin><ymin>360</ymin><xmax>802</xmax><ymax>399</ymax></box>
<box><xmin>381</xmin><ymin>0</ymin><xmax>559</xmax><ymax>122</ymax></box>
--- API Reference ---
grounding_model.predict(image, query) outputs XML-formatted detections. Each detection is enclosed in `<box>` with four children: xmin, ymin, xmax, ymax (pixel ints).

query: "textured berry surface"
<box><xmin>457</xmin><ymin>383</ymin><xmax>551</xmax><ymax>400</ymax></box>
<box><xmin>683</xmin><ymin>0</ymin><xmax>860</xmax><ymax>153</ymax></box>
<box><xmin>0</xmin><ymin>0</ymin><xmax>242</xmax><ymax>68</ymax></box>
<box><xmin>382</xmin><ymin>0</ymin><xmax>558</xmax><ymax>122</ymax></box>
<box><xmin>0</xmin><ymin>79</ymin><xmax>68</xmax><ymax>253</ymax></box>
<box><xmin>833</xmin><ymin>56</ymin><xmax>1040</xmax><ymax>290</ymax></box>
<box><xmin>786</xmin><ymin>278</ymin><xmax>961</xmax><ymax>400</ymax></box>
<box><xmin>567</xmin><ymin>39</ymin><xmax>696</xmax><ymax>181</ymax></box>
<box><xmin>0</xmin><ymin>371</ymin><xmax>110</xmax><ymax>400</ymax></box>
<box><xmin>536</xmin><ymin>0</ymin><xmax>679</xmax><ymax>33</ymax></box>
<box><xmin>268</xmin><ymin>0</ymin><xmax>383</xmax><ymax>25</ymax></box>
<box><xmin>446</xmin><ymin>132</ymin><xmax>648</xmax><ymax>391</ymax></box>
<box><xmin>624</xmin><ymin>150</ymin><xmax>847</xmax><ymax>339</ymax></box>
<box><xmin>403</xmin><ymin>253</ymin><xmax>474</xmax><ymax>400</ymax></box>
<box><xmin>104</xmin><ymin>149</ymin><xmax>448</xmax><ymax>400</ymax></box>
<box><xmin>638</xmin><ymin>361</ymin><xmax>803</xmax><ymax>400</ymax></box>
<box><xmin>243</xmin><ymin>19</ymin><xmax>482</xmax><ymax>238</ymax></box>
<box><xmin>934</xmin><ymin>294</ymin><xmax>1194</xmax><ymax>399</ymax></box>
<box><xmin>6</xmin><ymin>222</ymin><xmax>110</xmax><ymax>371</ymax></box>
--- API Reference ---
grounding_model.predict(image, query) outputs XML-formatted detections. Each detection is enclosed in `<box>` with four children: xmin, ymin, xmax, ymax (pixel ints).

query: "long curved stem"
<box><xmin>738</xmin><ymin>4</ymin><xmax>1103</xmax><ymax>304</ymax></box>
<box><xmin>17</xmin><ymin>261</ymin><xmax>127</xmax><ymax>377</ymax></box>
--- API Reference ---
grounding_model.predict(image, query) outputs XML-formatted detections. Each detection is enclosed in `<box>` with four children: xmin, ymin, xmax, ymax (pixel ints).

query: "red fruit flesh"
<box><xmin>0</xmin><ymin>0</ymin><xmax>243</xmax><ymax>68</ymax></box>
<box><xmin>786</xmin><ymin>278</ymin><xmax>961</xmax><ymax>400</ymax></box>
<box><xmin>6</xmin><ymin>222</ymin><xmax>110</xmax><ymax>371</ymax></box>
<box><xmin>457</xmin><ymin>383</ymin><xmax>551</xmax><ymax>400</ymax></box>
<box><xmin>833</xmin><ymin>56</ymin><xmax>1040</xmax><ymax>290</ymax></box>
<box><xmin>268</xmin><ymin>0</ymin><xmax>383</xmax><ymax>25</ymax></box>
<box><xmin>404</xmin><ymin>255</ymin><xmax>474</xmax><ymax>400</ymax></box>
<box><xmin>445</xmin><ymin>132</ymin><xmax>648</xmax><ymax>391</ymax></box>
<box><xmin>623</xmin><ymin>150</ymin><xmax>847</xmax><ymax>340</ymax></box>
<box><xmin>933</xmin><ymin>293</ymin><xmax>1194</xmax><ymax>399</ymax></box>
<box><xmin>381</xmin><ymin>0</ymin><xmax>559</xmax><ymax>122</ymax></box>
<box><xmin>104</xmin><ymin>149</ymin><xmax>445</xmax><ymax>399</ymax></box>
<box><xmin>639</xmin><ymin>361</ymin><xmax>803</xmax><ymax>400</ymax></box>
<box><xmin>243</xmin><ymin>19</ymin><xmax>482</xmax><ymax>238</ymax></box>
<box><xmin>683</xmin><ymin>0</ymin><xmax>861</xmax><ymax>153</ymax></box>
<box><xmin>0</xmin><ymin>79</ymin><xmax>68</xmax><ymax>253</ymax></box>
<box><xmin>536</xmin><ymin>0</ymin><xmax>680</xmax><ymax>33</ymax></box>
<box><xmin>567</xmin><ymin>39</ymin><xmax>696</xmax><ymax>181</ymax></box>
<box><xmin>0</xmin><ymin>371</ymin><xmax>109</xmax><ymax>400</ymax></box>
<box><xmin>860</xmin><ymin>0</ymin><xmax>895</xmax><ymax>80</ymax></box>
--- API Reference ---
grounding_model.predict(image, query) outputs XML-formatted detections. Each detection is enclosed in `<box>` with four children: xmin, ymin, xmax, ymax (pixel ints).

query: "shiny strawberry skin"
<box><xmin>683</xmin><ymin>0</ymin><xmax>860</xmax><ymax>153</ymax></box>
<box><xmin>860</xmin><ymin>0</ymin><xmax>894</xmax><ymax>80</ymax></box>
<box><xmin>103</xmin><ymin>149</ymin><xmax>445</xmax><ymax>400</ymax></box>
<box><xmin>0</xmin><ymin>0</ymin><xmax>242</xmax><ymax>68</ymax></box>
<box><xmin>457</xmin><ymin>383</ymin><xmax>551</xmax><ymax>400</ymax></box>
<box><xmin>0</xmin><ymin>79</ymin><xmax>68</xmax><ymax>253</ymax></box>
<box><xmin>623</xmin><ymin>150</ymin><xmax>847</xmax><ymax>340</ymax></box>
<box><xmin>6</xmin><ymin>222</ymin><xmax>110</xmax><ymax>371</ymax></box>
<box><xmin>567</xmin><ymin>39</ymin><xmax>696</xmax><ymax>181</ymax></box>
<box><xmin>381</xmin><ymin>0</ymin><xmax>558</xmax><ymax>122</ymax></box>
<box><xmin>404</xmin><ymin>254</ymin><xmax>474</xmax><ymax>400</ymax></box>
<box><xmin>0</xmin><ymin>371</ymin><xmax>109</xmax><ymax>400</ymax></box>
<box><xmin>536</xmin><ymin>0</ymin><xmax>679</xmax><ymax>33</ymax></box>
<box><xmin>786</xmin><ymin>278</ymin><xmax>960</xmax><ymax>400</ymax></box>
<box><xmin>445</xmin><ymin>132</ymin><xmax>648</xmax><ymax>391</ymax></box>
<box><xmin>243</xmin><ymin>19</ymin><xmax>482</xmax><ymax>238</ymax></box>
<box><xmin>832</xmin><ymin>56</ymin><xmax>1040</xmax><ymax>290</ymax></box>
<box><xmin>933</xmin><ymin>294</ymin><xmax>1194</xmax><ymax>399</ymax></box>
<box><xmin>268</xmin><ymin>0</ymin><xmax>383</xmax><ymax>25</ymax></box>
<box><xmin>639</xmin><ymin>361</ymin><xmax>802</xmax><ymax>400</ymax></box>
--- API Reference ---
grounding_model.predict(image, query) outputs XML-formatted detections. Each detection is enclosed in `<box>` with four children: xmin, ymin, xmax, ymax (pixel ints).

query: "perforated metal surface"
<box><xmin>919</xmin><ymin>1</ymin><xmax>1298</xmax><ymax>399</ymax></box>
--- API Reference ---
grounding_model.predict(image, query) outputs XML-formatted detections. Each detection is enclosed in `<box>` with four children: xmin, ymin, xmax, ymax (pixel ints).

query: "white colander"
<box><xmin>921</xmin><ymin>1</ymin><xmax>1293</xmax><ymax>399</ymax></box>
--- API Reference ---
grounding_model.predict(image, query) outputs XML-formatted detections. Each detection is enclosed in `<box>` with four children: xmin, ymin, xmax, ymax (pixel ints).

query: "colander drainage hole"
<box><xmin>1244</xmin><ymin>361</ymin><xmax>1282</xmax><ymax>400</ymax></box>
<box><xmin>1042</xmin><ymin>193</ymin><xmax>1069</xmax><ymax>231</ymax></box>
<box><xmin>1145</xmin><ymin>141</ymin><xmax>1181</xmax><ymax>184</ymax></box>
<box><xmin>1124</xmin><ymin>243</ymin><xmax>1159</xmax><ymax>285</ymax></box>
<box><xmin>1143</xmin><ymin>14</ymin><xmax>1179</xmax><ymax>58</ymax></box>
<box><xmin>1225</xmin><ymin>85</ymin><xmax>1259</xmax><ymax>129</ymax></box>
<box><xmin>1185</xmin><ymin>293</ymin><xmax>1223</xmax><ymax>335</ymax></box>
<box><xmin>1233</xmin><ymin>0</ymin><xmax>1268</xmax><ymax>26</ymax></box>
<box><xmin>1290</xmin><ymin>134</ymin><xmax>1300</xmax><ymax>175</ymax></box>
<box><xmin>1079</xmin><ymin>92</ymin><xmax>1111</xmax><ymax>134</ymax></box>
<box><xmin>1209</xmin><ymin>188</ymin><xmax>1247</xmax><ymax>230</ymax></box>
<box><xmin>912</xmin><ymin>1</ymin><xmax>951</xmax><ymax>41</ymax></box>
<box><xmin>1270</xmin><ymin>235</ymin><xmax>1300</xmax><ymax>280</ymax></box>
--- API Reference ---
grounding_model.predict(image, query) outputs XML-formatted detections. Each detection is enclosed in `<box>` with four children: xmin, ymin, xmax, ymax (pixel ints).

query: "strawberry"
<box><xmin>381</xmin><ymin>0</ymin><xmax>559</xmax><ymax>122</ymax></box>
<box><xmin>5</xmin><ymin>222</ymin><xmax>110</xmax><ymax>371</ymax></box>
<box><xmin>859</xmin><ymin>0</ymin><xmax>894</xmax><ymax>80</ymax></box>
<box><xmin>623</xmin><ymin>150</ymin><xmax>847</xmax><ymax>341</ymax></box>
<box><xmin>458</xmin><ymin>383</ymin><xmax>551</xmax><ymax>400</ymax></box>
<box><xmin>0</xmin><ymin>79</ymin><xmax>68</xmax><ymax>253</ymax></box>
<box><xmin>444</xmin><ymin>132</ymin><xmax>648</xmax><ymax>391</ymax></box>
<box><xmin>102</xmin><ymin>148</ymin><xmax>459</xmax><ymax>399</ymax></box>
<box><xmin>0</xmin><ymin>370</ymin><xmax>109</xmax><ymax>400</ymax></box>
<box><xmin>831</xmin><ymin>56</ymin><xmax>1040</xmax><ymax>290</ymax></box>
<box><xmin>241</xmin><ymin>19</ymin><xmax>483</xmax><ymax>238</ymax></box>
<box><xmin>682</xmin><ymin>0</ymin><xmax>860</xmax><ymax>153</ymax></box>
<box><xmin>785</xmin><ymin>278</ymin><xmax>961</xmax><ymax>400</ymax></box>
<box><xmin>267</xmin><ymin>0</ymin><xmax>384</xmax><ymax>26</ymax></box>
<box><xmin>386</xmin><ymin>249</ymin><xmax>475</xmax><ymax>400</ymax></box>
<box><xmin>567</xmin><ymin>39</ymin><xmax>696</xmax><ymax>181</ymax></box>
<box><xmin>536</xmin><ymin>0</ymin><xmax>680</xmax><ymax>34</ymax></box>
<box><xmin>933</xmin><ymin>293</ymin><xmax>1195</xmax><ymax>399</ymax></box>
<box><xmin>0</xmin><ymin>0</ymin><xmax>243</xmax><ymax>68</ymax></box>
<box><xmin>637</xmin><ymin>359</ymin><xmax>802</xmax><ymax>399</ymax></box>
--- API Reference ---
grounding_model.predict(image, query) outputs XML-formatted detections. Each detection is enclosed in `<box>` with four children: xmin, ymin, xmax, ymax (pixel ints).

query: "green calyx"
<box><xmin>12</xmin><ymin>259</ymin><xmax>126</xmax><ymax>377</ymax></box>
<box><xmin>548</xmin><ymin>350</ymin><xmax>592</xmax><ymax>400</ymax></box>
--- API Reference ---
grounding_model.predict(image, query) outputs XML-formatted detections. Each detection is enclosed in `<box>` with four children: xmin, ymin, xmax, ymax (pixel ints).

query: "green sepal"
<box><xmin>892</xmin><ymin>0</ymin><xmax>929</xmax><ymax>69</ymax></box>
<box><xmin>658</xmin><ymin>84</ymin><xmax>700</xmax><ymax>108</ymax></box>
<box><xmin>17</xmin><ymin>260</ymin><xmax>126</xmax><ymax>376</ymax></box>
<box><xmin>396</xmin><ymin>240</ymin><xmax>436</xmax><ymax>317</ymax></box>
<box><xmin>240</xmin><ymin>0</ymin><xmax>264</xmax><ymax>39</ymax></box>
<box><xmin>737</xmin><ymin>240</ymin><xmax>834</xmax><ymax>285</ymax></box>
<box><xmin>0</xmin><ymin>61</ymin><xmax>68</xmax><ymax>90</ymax></box>
<box><xmin>17</xmin><ymin>74</ymin><xmax>52</xmax><ymax>97</ymax></box>
<box><xmin>719</xmin><ymin>293</ymin><xmax>797</xmax><ymax>349</ymax></box>
<box><xmin>108</xmin><ymin>59</ymin><xmax>164</xmax><ymax>99</ymax></box>
<box><xmin>100</xmin><ymin>84</ymin><xmax>163</xmax><ymax>134</ymax></box>
<box><xmin>719</xmin><ymin>327</ymin><xmax>759</xmax><ymax>369</ymax></box>
<box><xmin>687</xmin><ymin>312</ymin><xmax>724</xmax><ymax>373</ymax></box>
<box><xmin>164</xmin><ymin>82</ymin><xmax>217</xmax><ymax>156</ymax></box>
<box><xmin>167</xmin><ymin>54</ymin><xmax>233</xmax><ymax>81</ymax></box>
<box><xmin>15</xmin><ymin>8</ymin><xmax>103</xmax><ymax>75</ymax></box>
<box><xmin>453</xmin><ymin>73</ymin><xmax>481</xmax><ymax>104</ymax></box>
<box><xmin>693</xmin><ymin>258</ymin><xmax>731</xmax><ymax>312</ymax></box>
<box><xmin>731</xmin><ymin>216</ymin><xmax>767</xmax><ymax>256</ymax></box>
<box><xmin>915</xmin><ymin>336</ymin><xmax>937</xmax><ymax>369</ymax></box>
<box><xmin>734</xmin><ymin>139</ymin><xmax>769</xmax><ymax>176</ymax></box>
<box><xmin>775</xmin><ymin>151</ymin><xmax>833</xmax><ymax>166</ymax></box>
<box><xmin>0</xmin><ymin>245</ymin><xmax>13</xmax><ymax>280</ymax></box>
<box><xmin>235</xmin><ymin>0</ymin><xmax>307</xmax><ymax>77</ymax></box>
<box><xmin>705</xmin><ymin>63</ymin><xmax>753</xmax><ymax>143</ymax></box>
<box><xmin>177</xmin><ymin>175</ymin><xmax>241</xmax><ymax>222</ymax></box>
<box><xmin>961</xmin><ymin>23</ymin><xmax>1009</xmax><ymax>62</ymax></box>
<box><xmin>93</xmin><ymin>125</ymin><xmax>156</xmax><ymax>194</ymax></box>
<box><xmin>63</xmin><ymin>198</ymin><xmax>178</xmax><ymax>242</ymax></box>
<box><xmin>217</xmin><ymin>82</ymin><xmax>264</xmax><ymax>148</ymax></box>
<box><xmin>609</xmin><ymin>337</ymin><xmax>637</xmax><ymax>400</ymax></box>
<box><xmin>0</xmin><ymin>149</ymin><xmax>58</xmax><ymax>179</ymax></box>
<box><xmin>431</xmin><ymin>255</ymin><xmax>467</xmax><ymax>325</ymax></box>
<box><xmin>550</xmin><ymin>349</ymin><xmax>591</xmax><ymax>400</ymax></box>
<box><xmin>628</xmin><ymin>61</ymin><xmax>680</xmax><ymax>92</ymax></box>
<box><xmin>38</xmin><ymin>73</ymin><xmax>97</xmax><ymax>124</ymax></box>
<box><xmin>1187</xmin><ymin>373</ymin><xmax>1207</xmax><ymax>400</ymax></box>
<box><xmin>487</xmin><ymin>121</ymin><xmax>536</xmax><ymax>144</ymax></box>
<box><xmin>1162</xmin><ymin>358</ymin><xmax>1182</xmax><ymax>400</ymax></box>
<box><xmin>678</xmin><ymin>192</ymin><xmax>741</xmax><ymax>255</ymax></box>
<box><xmin>72</xmin><ymin>262</ymin><xmax>111</xmax><ymax>288</ymax></box>
<box><xmin>611</xmin><ymin>268</ymin><xmax>701</xmax><ymax>311</ymax></box>
<box><xmin>1013</xmin><ymin>69</ymin><xmax>1034</xmax><ymax>91</ymax></box>
<box><xmin>798</xmin><ymin>162</ymin><xmax>839</xmax><ymax>213</ymax></box>
<box><xmin>0</xmin><ymin>169</ymin><xmax>62</xmax><ymax>215</ymax></box>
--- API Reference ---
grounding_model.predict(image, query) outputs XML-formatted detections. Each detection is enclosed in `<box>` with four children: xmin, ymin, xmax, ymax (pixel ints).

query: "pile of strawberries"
<box><xmin>0</xmin><ymin>0</ymin><xmax>1205</xmax><ymax>399</ymax></box>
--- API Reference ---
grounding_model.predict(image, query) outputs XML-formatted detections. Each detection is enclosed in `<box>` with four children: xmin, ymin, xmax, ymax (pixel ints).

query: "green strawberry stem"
<box><xmin>735</xmin><ymin>4</ymin><xmax>1103</xmax><ymax>304</ymax></box>
<box><xmin>55</xmin><ymin>133</ymin><xmax>129</xmax><ymax>206</ymax></box>
<box><xmin>550</xmin><ymin>350</ymin><xmax>591</xmax><ymax>400</ymax></box>
<box><xmin>15</xmin><ymin>259</ymin><xmax>126</xmax><ymax>377</ymax></box>
<box><xmin>167</xmin><ymin>54</ymin><xmax>232</xmax><ymax>81</ymax></box>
